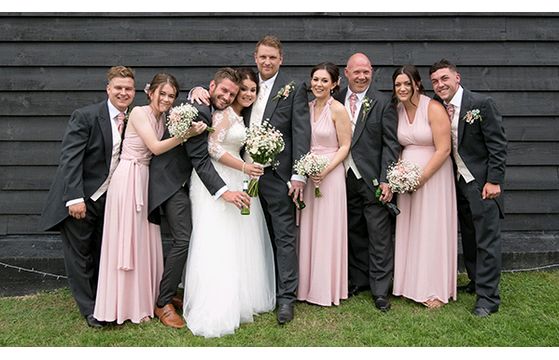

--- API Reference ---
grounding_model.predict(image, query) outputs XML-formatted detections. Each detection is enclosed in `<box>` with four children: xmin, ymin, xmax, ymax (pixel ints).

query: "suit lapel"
<box><xmin>351</xmin><ymin>88</ymin><xmax>377</xmax><ymax>147</ymax></box>
<box><xmin>98</xmin><ymin>101</ymin><xmax>113</xmax><ymax>168</ymax></box>
<box><xmin>458</xmin><ymin>88</ymin><xmax>472</xmax><ymax>146</ymax></box>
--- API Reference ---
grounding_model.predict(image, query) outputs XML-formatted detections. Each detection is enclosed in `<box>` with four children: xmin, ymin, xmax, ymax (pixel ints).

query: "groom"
<box><xmin>335</xmin><ymin>53</ymin><xmax>400</xmax><ymax>312</ymax></box>
<box><xmin>429</xmin><ymin>59</ymin><xmax>507</xmax><ymax>317</ymax></box>
<box><xmin>190</xmin><ymin>36</ymin><xmax>310</xmax><ymax>324</ymax></box>
<box><xmin>148</xmin><ymin>67</ymin><xmax>251</xmax><ymax>329</ymax></box>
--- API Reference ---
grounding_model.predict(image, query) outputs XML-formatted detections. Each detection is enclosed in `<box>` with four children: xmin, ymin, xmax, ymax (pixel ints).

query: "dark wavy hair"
<box><xmin>310</xmin><ymin>62</ymin><xmax>340</xmax><ymax>95</ymax></box>
<box><xmin>146</xmin><ymin>72</ymin><xmax>179</xmax><ymax>101</ymax></box>
<box><xmin>391</xmin><ymin>64</ymin><xmax>425</xmax><ymax>106</ymax></box>
<box><xmin>236</xmin><ymin>67</ymin><xmax>259</xmax><ymax>94</ymax></box>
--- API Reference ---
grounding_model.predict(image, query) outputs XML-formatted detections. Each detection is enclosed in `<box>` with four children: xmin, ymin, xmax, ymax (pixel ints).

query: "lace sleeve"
<box><xmin>208</xmin><ymin>109</ymin><xmax>232</xmax><ymax>160</ymax></box>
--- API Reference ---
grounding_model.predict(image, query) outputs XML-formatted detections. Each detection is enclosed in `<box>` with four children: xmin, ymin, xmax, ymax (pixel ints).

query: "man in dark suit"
<box><xmin>429</xmin><ymin>59</ymin><xmax>507</xmax><ymax>317</ymax></box>
<box><xmin>189</xmin><ymin>36</ymin><xmax>311</xmax><ymax>324</ymax></box>
<box><xmin>243</xmin><ymin>35</ymin><xmax>311</xmax><ymax>324</ymax></box>
<box><xmin>39</xmin><ymin>66</ymin><xmax>136</xmax><ymax>328</ymax></box>
<box><xmin>334</xmin><ymin>53</ymin><xmax>400</xmax><ymax>312</ymax></box>
<box><xmin>149</xmin><ymin>67</ymin><xmax>251</xmax><ymax>329</ymax></box>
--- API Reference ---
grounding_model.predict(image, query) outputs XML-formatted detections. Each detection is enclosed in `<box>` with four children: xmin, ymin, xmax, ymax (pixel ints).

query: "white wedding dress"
<box><xmin>183</xmin><ymin>106</ymin><xmax>276</xmax><ymax>338</ymax></box>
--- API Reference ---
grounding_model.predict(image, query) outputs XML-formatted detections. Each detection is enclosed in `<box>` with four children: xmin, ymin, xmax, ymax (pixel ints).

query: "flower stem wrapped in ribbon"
<box><xmin>293</xmin><ymin>152</ymin><xmax>330</xmax><ymax>201</ymax></box>
<box><xmin>244</xmin><ymin>120</ymin><xmax>285</xmax><ymax>197</ymax></box>
<box><xmin>386</xmin><ymin>159</ymin><xmax>422</xmax><ymax>194</ymax></box>
<box><xmin>167</xmin><ymin>103</ymin><xmax>214</xmax><ymax>141</ymax></box>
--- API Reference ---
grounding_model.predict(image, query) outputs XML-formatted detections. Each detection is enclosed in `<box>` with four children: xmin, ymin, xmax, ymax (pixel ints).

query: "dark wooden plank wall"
<box><xmin>1</xmin><ymin>13</ymin><xmax>558</xmax><ymax>235</ymax></box>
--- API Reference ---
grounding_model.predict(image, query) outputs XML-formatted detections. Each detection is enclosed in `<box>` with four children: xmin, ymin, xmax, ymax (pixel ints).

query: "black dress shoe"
<box><xmin>457</xmin><ymin>281</ymin><xmax>475</xmax><ymax>294</ymax></box>
<box><xmin>373</xmin><ymin>296</ymin><xmax>391</xmax><ymax>312</ymax></box>
<box><xmin>85</xmin><ymin>314</ymin><xmax>105</xmax><ymax>328</ymax></box>
<box><xmin>348</xmin><ymin>285</ymin><xmax>368</xmax><ymax>298</ymax></box>
<box><xmin>277</xmin><ymin>304</ymin><xmax>294</xmax><ymax>325</ymax></box>
<box><xmin>473</xmin><ymin>306</ymin><xmax>498</xmax><ymax>317</ymax></box>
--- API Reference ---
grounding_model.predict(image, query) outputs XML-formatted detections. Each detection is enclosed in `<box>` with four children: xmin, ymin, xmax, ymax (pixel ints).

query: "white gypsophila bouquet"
<box><xmin>293</xmin><ymin>152</ymin><xmax>330</xmax><ymax>198</ymax></box>
<box><xmin>166</xmin><ymin>103</ymin><xmax>213</xmax><ymax>141</ymax></box>
<box><xmin>244</xmin><ymin>120</ymin><xmax>285</xmax><ymax>196</ymax></box>
<box><xmin>386</xmin><ymin>159</ymin><xmax>422</xmax><ymax>194</ymax></box>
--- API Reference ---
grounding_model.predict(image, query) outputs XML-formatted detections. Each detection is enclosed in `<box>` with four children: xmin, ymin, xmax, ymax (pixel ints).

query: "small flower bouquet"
<box><xmin>167</xmin><ymin>103</ymin><xmax>213</xmax><ymax>141</ymax></box>
<box><xmin>293</xmin><ymin>152</ymin><xmax>330</xmax><ymax>198</ymax></box>
<box><xmin>244</xmin><ymin>120</ymin><xmax>285</xmax><ymax>196</ymax></box>
<box><xmin>272</xmin><ymin>81</ymin><xmax>296</xmax><ymax>101</ymax></box>
<box><xmin>463</xmin><ymin>109</ymin><xmax>483</xmax><ymax>124</ymax></box>
<box><xmin>386</xmin><ymin>159</ymin><xmax>422</xmax><ymax>194</ymax></box>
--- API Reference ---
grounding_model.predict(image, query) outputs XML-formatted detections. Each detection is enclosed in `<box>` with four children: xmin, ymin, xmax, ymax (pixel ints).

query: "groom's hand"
<box><xmin>222</xmin><ymin>190</ymin><xmax>251</xmax><ymax>209</ymax></box>
<box><xmin>68</xmin><ymin>202</ymin><xmax>86</xmax><ymax>219</ymax></box>
<box><xmin>189</xmin><ymin>87</ymin><xmax>210</xmax><ymax>106</ymax></box>
<box><xmin>379</xmin><ymin>182</ymin><xmax>393</xmax><ymax>203</ymax></box>
<box><xmin>288</xmin><ymin>180</ymin><xmax>305</xmax><ymax>204</ymax></box>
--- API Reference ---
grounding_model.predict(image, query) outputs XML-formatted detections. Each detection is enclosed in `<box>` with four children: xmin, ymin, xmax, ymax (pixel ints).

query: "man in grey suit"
<box><xmin>149</xmin><ymin>68</ymin><xmax>251</xmax><ymax>329</ymax></box>
<box><xmin>335</xmin><ymin>53</ymin><xmax>400</xmax><ymax>312</ymax></box>
<box><xmin>430</xmin><ymin>59</ymin><xmax>507</xmax><ymax>317</ymax></box>
<box><xmin>39</xmin><ymin>66</ymin><xmax>136</xmax><ymax>328</ymax></box>
<box><xmin>190</xmin><ymin>36</ymin><xmax>311</xmax><ymax>324</ymax></box>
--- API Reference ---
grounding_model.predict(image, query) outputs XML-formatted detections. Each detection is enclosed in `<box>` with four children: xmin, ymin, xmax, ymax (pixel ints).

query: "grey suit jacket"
<box><xmin>336</xmin><ymin>86</ymin><xmax>400</xmax><ymax>196</ymax></box>
<box><xmin>39</xmin><ymin>101</ymin><xmax>114</xmax><ymax>231</ymax></box>
<box><xmin>242</xmin><ymin>71</ymin><xmax>311</xmax><ymax>184</ymax></box>
<box><xmin>148</xmin><ymin>100</ymin><xmax>226</xmax><ymax>224</ymax></box>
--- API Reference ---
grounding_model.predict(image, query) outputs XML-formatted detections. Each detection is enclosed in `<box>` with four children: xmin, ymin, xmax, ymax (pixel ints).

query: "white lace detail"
<box><xmin>208</xmin><ymin>107</ymin><xmax>247</xmax><ymax>161</ymax></box>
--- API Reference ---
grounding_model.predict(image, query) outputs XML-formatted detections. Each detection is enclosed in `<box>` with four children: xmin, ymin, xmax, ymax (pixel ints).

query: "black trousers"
<box><xmin>456</xmin><ymin>177</ymin><xmax>502</xmax><ymax>310</ymax></box>
<box><xmin>59</xmin><ymin>195</ymin><xmax>105</xmax><ymax>317</ymax></box>
<box><xmin>156</xmin><ymin>186</ymin><xmax>192</xmax><ymax>308</ymax></box>
<box><xmin>346</xmin><ymin>170</ymin><xmax>394</xmax><ymax>297</ymax></box>
<box><xmin>258</xmin><ymin>169</ymin><xmax>298</xmax><ymax>305</ymax></box>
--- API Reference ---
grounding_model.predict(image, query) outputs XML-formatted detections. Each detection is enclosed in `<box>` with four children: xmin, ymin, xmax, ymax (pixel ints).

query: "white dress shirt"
<box><xmin>343</xmin><ymin>88</ymin><xmax>369</xmax><ymax>179</ymax></box>
<box><xmin>447</xmin><ymin>86</ymin><xmax>475</xmax><ymax>183</ymax></box>
<box><xmin>66</xmin><ymin>100</ymin><xmax>123</xmax><ymax>207</ymax></box>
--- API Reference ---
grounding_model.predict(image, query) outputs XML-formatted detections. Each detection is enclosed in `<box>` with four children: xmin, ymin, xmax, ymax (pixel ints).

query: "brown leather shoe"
<box><xmin>171</xmin><ymin>295</ymin><xmax>183</xmax><ymax>310</ymax></box>
<box><xmin>154</xmin><ymin>304</ymin><xmax>185</xmax><ymax>329</ymax></box>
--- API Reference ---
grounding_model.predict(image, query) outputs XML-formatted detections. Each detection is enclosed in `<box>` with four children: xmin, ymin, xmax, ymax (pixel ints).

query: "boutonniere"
<box><xmin>124</xmin><ymin>107</ymin><xmax>132</xmax><ymax>123</ymax></box>
<box><xmin>360</xmin><ymin>96</ymin><xmax>372</xmax><ymax>122</ymax></box>
<box><xmin>272</xmin><ymin>81</ymin><xmax>296</xmax><ymax>101</ymax></box>
<box><xmin>463</xmin><ymin>109</ymin><xmax>483</xmax><ymax>124</ymax></box>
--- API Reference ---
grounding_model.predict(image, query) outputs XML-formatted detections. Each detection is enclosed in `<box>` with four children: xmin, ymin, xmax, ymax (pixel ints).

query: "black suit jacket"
<box><xmin>335</xmin><ymin>86</ymin><xmax>400</xmax><ymax>196</ymax></box>
<box><xmin>242</xmin><ymin>71</ymin><xmax>311</xmax><ymax>184</ymax></box>
<box><xmin>148</xmin><ymin>100</ymin><xmax>226</xmax><ymax>224</ymax></box>
<box><xmin>39</xmin><ymin>101</ymin><xmax>114</xmax><ymax>231</ymax></box>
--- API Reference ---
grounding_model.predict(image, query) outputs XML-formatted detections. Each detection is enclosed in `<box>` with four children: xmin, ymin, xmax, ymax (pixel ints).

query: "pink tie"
<box><xmin>445</xmin><ymin>104</ymin><xmax>455</xmax><ymax>121</ymax></box>
<box><xmin>349</xmin><ymin>93</ymin><xmax>358</xmax><ymax>119</ymax></box>
<box><xmin>116</xmin><ymin>112</ymin><xmax>125</xmax><ymax>136</ymax></box>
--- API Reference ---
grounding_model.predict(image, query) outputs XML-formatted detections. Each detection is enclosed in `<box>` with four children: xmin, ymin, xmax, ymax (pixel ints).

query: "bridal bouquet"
<box><xmin>293</xmin><ymin>152</ymin><xmax>330</xmax><ymax>198</ymax></box>
<box><xmin>244</xmin><ymin>120</ymin><xmax>285</xmax><ymax>196</ymax></box>
<box><xmin>386</xmin><ymin>159</ymin><xmax>422</xmax><ymax>193</ymax></box>
<box><xmin>167</xmin><ymin>103</ymin><xmax>213</xmax><ymax>141</ymax></box>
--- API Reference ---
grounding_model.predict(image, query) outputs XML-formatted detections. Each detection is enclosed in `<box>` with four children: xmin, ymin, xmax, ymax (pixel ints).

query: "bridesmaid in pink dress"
<box><xmin>94</xmin><ymin>73</ymin><xmax>205</xmax><ymax>324</ymax></box>
<box><xmin>391</xmin><ymin>65</ymin><xmax>457</xmax><ymax>309</ymax></box>
<box><xmin>297</xmin><ymin>62</ymin><xmax>352</xmax><ymax>306</ymax></box>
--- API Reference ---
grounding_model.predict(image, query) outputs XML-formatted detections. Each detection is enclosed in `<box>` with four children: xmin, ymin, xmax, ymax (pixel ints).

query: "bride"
<box><xmin>183</xmin><ymin>68</ymin><xmax>276</xmax><ymax>338</ymax></box>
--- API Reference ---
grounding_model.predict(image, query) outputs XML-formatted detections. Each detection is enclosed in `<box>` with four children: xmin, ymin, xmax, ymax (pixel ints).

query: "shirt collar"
<box><xmin>258</xmin><ymin>72</ymin><xmax>279</xmax><ymax>89</ymax></box>
<box><xmin>346</xmin><ymin>86</ymin><xmax>370</xmax><ymax>102</ymax></box>
<box><xmin>107</xmin><ymin>99</ymin><xmax>125</xmax><ymax>120</ymax></box>
<box><xmin>448</xmin><ymin>86</ymin><xmax>464</xmax><ymax>108</ymax></box>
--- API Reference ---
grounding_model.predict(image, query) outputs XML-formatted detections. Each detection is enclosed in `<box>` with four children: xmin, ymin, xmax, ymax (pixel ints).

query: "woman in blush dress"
<box><xmin>94</xmin><ymin>73</ymin><xmax>205</xmax><ymax>324</ymax></box>
<box><xmin>297</xmin><ymin>62</ymin><xmax>352</xmax><ymax>306</ymax></box>
<box><xmin>183</xmin><ymin>68</ymin><xmax>275</xmax><ymax>338</ymax></box>
<box><xmin>391</xmin><ymin>64</ymin><xmax>457</xmax><ymax>309</ymax></box>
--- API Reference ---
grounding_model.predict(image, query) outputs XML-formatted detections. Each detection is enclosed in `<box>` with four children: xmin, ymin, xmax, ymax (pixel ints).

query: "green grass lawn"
<box><xmin>1</xmin><ymin>271</ymin><xmax>558</xmax><ymax>347</ymax></box>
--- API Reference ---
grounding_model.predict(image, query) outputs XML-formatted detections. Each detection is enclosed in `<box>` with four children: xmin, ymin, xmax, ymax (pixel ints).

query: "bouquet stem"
<box><xmin>314</xmin><ymin>186</ymin><xmax>322</xmax><ymax>198</ymax></box>
<box><xmin>247</xmin><ymin>178</ymin><xmax>259</xmax><ymax>197</ymax></box>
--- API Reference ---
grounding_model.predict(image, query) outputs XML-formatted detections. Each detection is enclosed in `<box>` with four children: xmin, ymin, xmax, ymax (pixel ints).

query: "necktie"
<box><xmin>250</xmin><ymin>83</ymin><xmax>267</xmax><ymax>127</ymax></box>
<box><xmin>116</xmin><ymin>112</ymin><xmax>125</xmax><ymax>136</ymax></box>
<box><xmin>445</xmin><ymin>104</ymin><xmax>455</xmax><ymax>121</ymax></box>
<box><xmin>349</xmin><ymin>93</ymin><xmax>358</xmax><ymax>119</ymax></box>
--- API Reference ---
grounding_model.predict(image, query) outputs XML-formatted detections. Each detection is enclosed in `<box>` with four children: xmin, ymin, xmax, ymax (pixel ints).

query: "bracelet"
<box><xmin>242</xmin><ymin>162</ymin><xmax>246</xmax><ymax>174</ymax></box>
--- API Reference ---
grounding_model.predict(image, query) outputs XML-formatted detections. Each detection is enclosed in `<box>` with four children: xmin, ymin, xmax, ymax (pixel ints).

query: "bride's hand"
<box><xmin>243</xmin><ymin>163</ymin><xmax>264</xmax><ymax>177</ymax></box>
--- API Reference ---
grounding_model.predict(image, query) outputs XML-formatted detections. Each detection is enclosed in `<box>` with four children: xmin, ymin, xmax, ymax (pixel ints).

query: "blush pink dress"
<box><xmin>393</xmin><ymin>94</ymin><xmax>457</xmax><ymax>304</ymax></box>
<box><xmin>94</xmin><ymin>106</ymin><xmax>164</xmax><ymax>324</ymax></box>
<box><xmin>297</xmin><ymin>97</ymin><xmax>348</xmax><ymax>306</ymax></box>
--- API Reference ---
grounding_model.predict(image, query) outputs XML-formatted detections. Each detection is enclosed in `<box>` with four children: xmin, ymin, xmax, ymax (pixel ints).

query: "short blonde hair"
<box><xmin>107</xmin><ymin>66</ymin><xmax>135</xmax><ymax>83</ymax></box>
<box><xmin>255</xmin><ymin>35</ymin><xmax>283</xmax><ymax>56</ymax></box>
